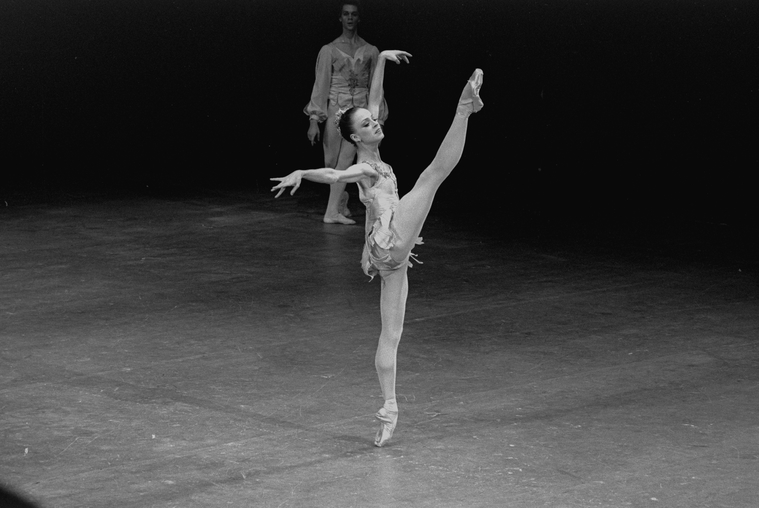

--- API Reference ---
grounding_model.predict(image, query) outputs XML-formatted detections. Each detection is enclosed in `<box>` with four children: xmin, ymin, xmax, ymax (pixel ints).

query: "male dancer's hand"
<box><xmin>307</xmin><ymin>120</ymin><xmax>320</xmax><ymax>146</ymax></box>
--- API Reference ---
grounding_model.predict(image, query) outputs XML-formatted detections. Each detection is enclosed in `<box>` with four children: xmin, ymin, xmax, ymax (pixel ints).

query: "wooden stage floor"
<box><xmin>1</xmin><ymin>186</ymin><xmax>757</xmax><ymax>507</ymax></box>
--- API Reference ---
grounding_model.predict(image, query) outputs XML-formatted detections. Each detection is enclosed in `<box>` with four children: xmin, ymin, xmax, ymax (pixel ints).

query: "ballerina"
<box><xmin>272</xmin><ymin>49</ymin><xmax>483</xmax><ymax>446</ymax></box>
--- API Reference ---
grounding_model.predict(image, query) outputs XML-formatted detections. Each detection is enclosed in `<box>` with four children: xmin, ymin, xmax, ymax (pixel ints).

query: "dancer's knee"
<box><xmin>379</xmin><ymin>328</ymin><xmax>403</xmax><ymax>347</ymax></box>
<box><xmin>412</xmin><ymin>166</ymin><xmax>448</xmax><ymax>195</ymax></box>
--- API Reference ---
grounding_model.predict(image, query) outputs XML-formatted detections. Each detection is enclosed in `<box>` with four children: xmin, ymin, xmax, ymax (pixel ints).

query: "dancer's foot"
<box><xmin>457</xmin><ymin>68</ymin><xmax>484</xmax><ymax>116</ymax></box>
<box><xmin>339</xmin><ymin>191</ymin><xmax>352</xmax><ymax>218</ymax></box>
<box><xmin>374</xmin><ymin>407</ymin><xmax>398</xmax><ymax>447</ymax></box>
<box><xmin>323</xmin><ymin>213</ymin><xmax>356</xmax><ymax>225</ymax></box>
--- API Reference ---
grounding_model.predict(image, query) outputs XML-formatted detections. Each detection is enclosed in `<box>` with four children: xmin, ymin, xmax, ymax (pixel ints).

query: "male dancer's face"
<box><xmin>340</xmin><ymin>5</ymin><xmax>360</xmax><ymax>32</ymax></box>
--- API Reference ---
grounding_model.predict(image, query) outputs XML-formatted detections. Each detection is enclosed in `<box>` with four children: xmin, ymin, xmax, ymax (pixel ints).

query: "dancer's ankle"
<box><xmin>383</xmin><ymin>398</ymin><xmax>398</xmax><ymax>412</ymax></box>
<box><xmin>456</xmin><ymin>104</ymin><xmax>474</xmax><ymax>117</ymax></box>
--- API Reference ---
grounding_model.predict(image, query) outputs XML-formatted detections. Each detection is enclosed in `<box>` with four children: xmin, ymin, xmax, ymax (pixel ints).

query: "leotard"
<box><xmin>357</xmin><ymin>160</ymin><xmax>422</xmax><ymax>279</ymax></box>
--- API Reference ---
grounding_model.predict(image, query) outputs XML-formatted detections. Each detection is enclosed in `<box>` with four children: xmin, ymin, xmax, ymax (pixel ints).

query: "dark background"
<box><xmin>2</xmin><ymin>0</ymin><xmax>757</xmax><ymax>226</ymax></box>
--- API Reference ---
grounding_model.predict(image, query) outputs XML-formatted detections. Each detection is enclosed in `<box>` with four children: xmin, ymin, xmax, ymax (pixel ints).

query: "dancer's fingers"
<box><xmin>270</xmin><ymin>178</ymin><xmax>285</xmax><ymax>198</ymax></box>
<box><xmin>385</xmin><ymin>50</ymin><xmax>412</xmax><ymax>64</ymax></box>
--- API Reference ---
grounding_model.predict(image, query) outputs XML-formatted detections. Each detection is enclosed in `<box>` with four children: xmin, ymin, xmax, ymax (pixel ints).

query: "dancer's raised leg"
<box><xmin>374</xmin><ymin>265</ymin><xmax>408</xmax><ymax>446</ymax></box>
<box><xmin>390</xmin><ymin>69</ymin><xmax>483</xmax><ymax>258</ymax></box>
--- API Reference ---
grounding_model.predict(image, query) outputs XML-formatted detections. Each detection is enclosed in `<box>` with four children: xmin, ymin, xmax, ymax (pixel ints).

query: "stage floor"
<box><xmin>1</xmin><ymin>186</ymin><xmax>758</xmax><ymax>507</ymax></box>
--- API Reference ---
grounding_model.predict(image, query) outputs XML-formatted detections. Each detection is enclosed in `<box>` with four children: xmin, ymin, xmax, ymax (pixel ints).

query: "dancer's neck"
<box><xmin>339</xmin><ymin>29</ymin><xmax>359</xmax><ymax>44</ymax></box>
<box><xmin>358</xmin><ymin>145</ymin><xmax>381</xmax><ymax>163</ymax></box>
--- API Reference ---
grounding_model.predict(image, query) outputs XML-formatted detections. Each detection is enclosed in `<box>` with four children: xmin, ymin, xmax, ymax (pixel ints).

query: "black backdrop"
<box><xmin>3</xmin><ymin>0</ymin><xmax>756</xmax><ymax>224</ymax></box>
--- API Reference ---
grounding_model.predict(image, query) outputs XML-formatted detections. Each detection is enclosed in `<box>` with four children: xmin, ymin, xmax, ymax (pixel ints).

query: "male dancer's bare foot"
<box><xmin>339</xmin><ymin>191</ymin><xmax>352</xmax><ymax>218</ymax></box>
<box><xmin>323</xmin><ymin>213</ymin><xmax>356</xmax><ymax>225</ymax></box>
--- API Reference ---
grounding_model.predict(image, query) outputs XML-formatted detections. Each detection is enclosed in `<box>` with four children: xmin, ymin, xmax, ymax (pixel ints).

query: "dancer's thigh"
<box><xmin>379</xmin><ymin>265</ymin><xmax>409</xmax><ymax>336</ymax></box>
<box><xmin>322</xmin><ymin>110</ymin><xmax>342</xmax><ymax>168</ymax></box>
<box><xmin>390</xmin><ymin>172</ymin><xmax>438</xmax><ymax>260</ymax></box>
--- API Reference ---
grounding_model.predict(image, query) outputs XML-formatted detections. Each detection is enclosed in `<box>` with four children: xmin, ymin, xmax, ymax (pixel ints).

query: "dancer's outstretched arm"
<box><xmin>367</xmin><ymin>50</ymin><xmax>412</xmax><ymax>120</ymax></box>
<box><xmin>270</xmin><ymin>164</ymin><xmax>377</xmax><ymax>198</ymax></box>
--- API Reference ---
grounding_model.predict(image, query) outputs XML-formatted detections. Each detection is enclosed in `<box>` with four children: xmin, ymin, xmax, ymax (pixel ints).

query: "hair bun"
<box><xmin>334</xmin><ymin>107</ymin><xmax>349</xmax><ymax>131</ymax></box>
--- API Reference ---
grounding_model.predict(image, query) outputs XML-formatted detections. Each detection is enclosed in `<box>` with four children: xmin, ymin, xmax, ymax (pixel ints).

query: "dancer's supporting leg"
<box><xmin>322</xmin><ymin>109</ymin><xmax>356</xmax><ymax>224</ymax></box>
<box><xmin>374</xmin><ymin>265</ymin><xmax>407</xmax><ymax>446</ymax></box>
<box><xmin>373</xmin><ymin>70</ymin><xmax>483</xmax><ymax>447</ymax></box>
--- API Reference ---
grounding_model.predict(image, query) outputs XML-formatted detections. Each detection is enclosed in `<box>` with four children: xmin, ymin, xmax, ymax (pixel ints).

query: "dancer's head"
<box><xmin>338</xmin><ymin>107</ymin><xmax>383</xmax><ymax>147</ymax></box>
<box><xmin>339</xmin><ymin>2</ymin><xmax>360</xmax><ymax>30</ymax></box>
<box><xmin>339</xmin><ymin>1</ymin><xmax>360</xmax><ymax>15</ymax></box>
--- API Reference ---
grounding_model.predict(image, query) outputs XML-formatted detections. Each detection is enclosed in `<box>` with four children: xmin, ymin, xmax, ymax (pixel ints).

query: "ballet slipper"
<box><xmin>374</xmin><ymin>407</ymin><xmax>398</xmax><ymax>447</ymax></box>
<box><xmin>323</xmin><ymin>213</ymin><xmax>356</xmax><ymax>225</ymax></box>
<box><xmin>457</xmin><ymin>68</ymin><xmax>484</xmax><ymax>116</ymax></box>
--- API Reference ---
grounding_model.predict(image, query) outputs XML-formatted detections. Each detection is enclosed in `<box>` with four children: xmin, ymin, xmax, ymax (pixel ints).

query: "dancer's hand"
<box><xmin>307</xmin><ymin>122</ymin><xmax>320</xmax><ymax>145</ymax></box>
<box><xmin>270</xmin><ymin>171</ymin><xmax>303</xmax><ymax>198</ymax></box>
<box><xmin>380</xmin><ymin>50</ymin><xmax>412</xmax><ymax>65</ymax></box>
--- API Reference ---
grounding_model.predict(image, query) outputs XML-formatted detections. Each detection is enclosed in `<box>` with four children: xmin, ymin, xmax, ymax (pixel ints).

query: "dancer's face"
<box><xmin>340</xmin><ymin>4</ymin><xmax>360</xmax><ymax>32</ymax></box>
<box><xmin>350</xmin><ymin>109</ymin><xmax>383</xmax><ymax>145</ymax></box>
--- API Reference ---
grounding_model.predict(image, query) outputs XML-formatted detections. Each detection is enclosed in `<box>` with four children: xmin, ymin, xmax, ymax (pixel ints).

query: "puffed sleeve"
<box><xmin>303</xmin><ymin>45</ymin><xmax>333</xmax><ymax>123</ymax></box>
<box><xmin>366</xmin><ymin>45</ymin><xmax>389</xmax><ymax>124</ymax></box>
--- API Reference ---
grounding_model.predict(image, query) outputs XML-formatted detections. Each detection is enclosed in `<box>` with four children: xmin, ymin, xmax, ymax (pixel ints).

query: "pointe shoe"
<box><xmin>458</xmin><ymin>68</ymin><xmax>484</xmax><ymax>115</ymax></box>
<box><xmin>323</xmin><ymin>213</ymin><xmax>356</xmax><ymax>225</ymax></box>
<box><xmin>374</xmin><ymin>407</ymin><xmax>398</xmax><ymax>447</ymax></box>
<box><xmin>339</xmin><ymin>191</ymin><xmax>352</xmax><ymax>218</ymax></box>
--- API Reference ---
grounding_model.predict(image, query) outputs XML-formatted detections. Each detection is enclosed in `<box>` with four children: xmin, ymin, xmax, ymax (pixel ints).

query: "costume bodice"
<box><xmin>329</xmin><ymin>45</ymin><xmax>374</xmax><ymax>97</ymax></box>
<box><xmin>357</xmin><ymin>160</ymin><xmax>399</xmax><ymax>237</ymax></box>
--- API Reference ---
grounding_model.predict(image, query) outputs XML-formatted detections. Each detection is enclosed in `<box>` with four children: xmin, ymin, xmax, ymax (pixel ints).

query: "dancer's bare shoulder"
<box><xmin>337</xmin><ymin>162</ymin><xmax>378</xmax><ymax>184</ymax></box>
